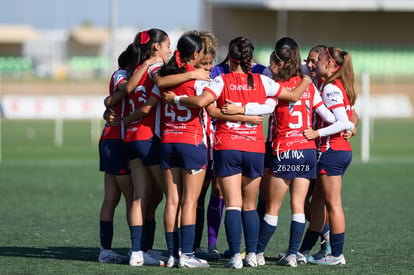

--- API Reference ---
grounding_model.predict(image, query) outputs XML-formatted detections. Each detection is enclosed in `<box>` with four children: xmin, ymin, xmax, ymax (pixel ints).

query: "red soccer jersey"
<box><xmin>315</xmin><ymin>79</ymin><xmax>353</xmax><ymax>152</ymax></box>
<box><xmin>124</xmin><ymin>63</ymin><xmax>162</xmax><ymax>142</ymax></box>
<box><xmin>204</xmin><ymin>72</ymin><xmax>281</xmax><ymax>153</ymax></box>
<box><xmin>100</xmin><ymin>69</ymin><xmax>128</xmax><ymax>141</ymax></box>
<box><xmin>271</xmin><ymin>76</ymin><xmax>323</xmax><ymax>154</ymax></box>
<box><xmin>160</xmin><ymin>65</ymin><xmax>208</xmax><ymax>145</ymax></box>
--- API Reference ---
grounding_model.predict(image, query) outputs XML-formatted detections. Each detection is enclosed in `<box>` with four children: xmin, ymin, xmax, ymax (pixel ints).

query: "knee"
<box><xmin>324</xmin><ymin>200</ymin><xmax>343</xmax><ymax>213</ymax></box>
<box><xmin>103</xmin><ymin>191</ymin><xmax>121</xmax><ymax>207</ymax></box>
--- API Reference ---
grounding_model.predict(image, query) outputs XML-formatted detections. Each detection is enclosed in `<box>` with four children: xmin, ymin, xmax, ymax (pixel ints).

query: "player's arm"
<box><xmin>221</xmin><ymin>98</ymin><xmax>277</xmax><ymax>116</ymax></box>
<box><xmin>304</xmin><ymin>107</ymin><xmax>354</xmax><ymax>140</ymax></box>
<box><xmin>154</xmin><ymin>69</ymin><xmax>210</xmax><ymax>88</ymax></box>
<box><xmin>312</xmin><ymin>88</ymin><xmax>336</xmax><ymax>124</ymax></box>
<box><xmin>119</xmin><ymin>56</ymin><xmax>162</xmax><ymax>94</ymax></box>
<box><xmin>205</xmin><ymin>103</ymin><xmax>263</xmax><ymax>125</ymax></box>
<box><xmin>315</xmin><ymin>104</ymin><xmax>336</xmax><ymax>124</ymax></box>
<box><xmin>102</xmin><ymin>109</ymin><xmax>121</xmax><ymax>126</ymax></box>
<box><xmin>276</xmin><ymin>75</ymin><xmax>312</xmax><ymax>102</ymax></box>
<box><xmin>164</xmin><ymin>89</ymin><xmax>215</xmax><ymax>108</ymax></box>
<box><xmin>343</xmin><ymin>111</ymin><xmax>359</xmax><ymax>141</ymax></box>
<box><xmin>104</xmin><ymin>80</ymin><xmax>128</xmax><ymax>108</ymax></box>
<box><xmin>123</xmin><ymin>95</ymin><xmax>159</xmax><ymax>126</ymax></box>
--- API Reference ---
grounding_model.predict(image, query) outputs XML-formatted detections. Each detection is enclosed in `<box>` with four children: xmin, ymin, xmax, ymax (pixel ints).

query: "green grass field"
<box><xmin>1</xmin><ymin>119</ymin><xmax>413</xmax><ymax>274</ymax></box>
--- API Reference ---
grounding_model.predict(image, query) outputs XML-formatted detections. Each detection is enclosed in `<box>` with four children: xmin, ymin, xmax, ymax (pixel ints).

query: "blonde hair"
<box><xmin>185</xmin><ymin>30</ymin><xmax>218</xmax><ymax>58</ymax></box>
<box><xmin>325</xmin><ymin>47</ymin><xmax>356</xmax><ymax>105</ymax></box>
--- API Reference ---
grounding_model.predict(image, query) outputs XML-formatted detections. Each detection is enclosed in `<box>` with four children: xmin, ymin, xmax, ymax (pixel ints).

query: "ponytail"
<box><xmin>271</xmin><ymin>37</ymin><xmax>302</xmax><ymax>82</ymax></box>
<box><xmin>131</xmin><ymin>28</ymin><xmax>168</xmax><ymax>67</ymax></box>
<box><xmin>228</xmin><ymin>37</ymin><xmax>255</xmax><ymax>89</ymax></box>
<box><xmin>325</xmin><ymin>47</ymin><xmax>356</xmax><ymax>105</ymax></box>
<box><xmin>158</xmin><ymin>33</ymin><xmax>203</xmax><ymax>77</ymax></box>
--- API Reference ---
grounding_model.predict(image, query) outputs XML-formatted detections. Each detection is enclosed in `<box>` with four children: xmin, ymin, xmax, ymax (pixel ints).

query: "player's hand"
<box><xmin>303</xmin><ymin>127</ymin><xmax>319</xmax><ymax>140</ymax></box>
<box><xmin>343</xmin><ymin>130</ymin><xmax>352</xmax><ymax>142</ymax></box>
<box><xmin>103</xmin><ymin>110</ymin><xmax>121</xmax><ymax>126</ymax></box>
<box><xmin>343</xmin><ymin>127</ymin><xmax>357</xmax><ymax>142</ymax></box>
<box><xmin>190</xmin><ymin>69</ymin><xmax>211</xmax><ymax>81</ymax></box>
<box><xmin>143</xmin><ymin>56</ymin><xmax>163</xmax><ymax>67</ymax></box>
<box><xmin>244</xmin><ymin>115</ymin><xmax>263</xmax><ymax>125</ymax></box>
<box><xmin>221</xmin><ymin>99</ymin><xmax>244</xmax><ymax>115</ymax></box>
<box><xmin>163</xmin><ymin>91</ymin><xmax>177</xmax><ymax>104</ymax></box>
<box><xmin>104</xmin><ymin>96</ymin><xmax>112</xmax><ymax>108</ymax></box>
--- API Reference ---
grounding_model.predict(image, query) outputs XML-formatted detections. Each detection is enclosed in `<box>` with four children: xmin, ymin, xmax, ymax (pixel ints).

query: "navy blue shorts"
<box><xmin>160</xmin><ymin>143</ymin><xmax>207</xmax><ymax>170</ymax></box>
<box><xmin>264</xmin><ymin>141</ymin><xmax>273</xmax><ymax>169</ymax></box>
<box><xmin>125</xmin><ymin>135</ymin><xmax>161</xmax><ymax>166</ymax></box>
<box><xmin>317</xmin><ymin>148</ymin><xmax>352</xmax><ymax>176</ymax></box>
<box><xmin>99</xmin><ymin>139</ymin><xmax>130</xmax><ymax>175</ymax></box>
<box><xmin>214</xmin><ymin>150</ymin><xmax>264</xmax><ymax>178</ymax></box>
<box><xmin>270</xmin><ymin>149</ymin><xmax>317</xmax><ymax>180</ymax></box>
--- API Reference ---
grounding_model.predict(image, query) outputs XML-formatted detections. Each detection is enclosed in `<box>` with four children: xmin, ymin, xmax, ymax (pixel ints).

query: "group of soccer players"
<box><xmin>97</xmin><ymin>27</ymin><xmax>358</xmax><ymax>269</ymax></box>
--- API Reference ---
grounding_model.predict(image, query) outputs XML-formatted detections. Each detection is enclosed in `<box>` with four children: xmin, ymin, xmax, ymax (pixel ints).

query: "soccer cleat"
<box><xmin>256</xmin><ymin>252</ymin><xmax>266</xmax><ymax>266</ymax></box>
<box><xmin>194</xmin><ymin>247</ymin><xmax>208</xmax><ymax>258</ymax></box>
<box><xmin>224</xmin><ymin>253</ymin><xmax>243</xmax><ymax>269</ymax></box>
<box><xmin>309</xmin><ymin>244</ymin><xmax>332</xmax><ymax>262</ymax></box>
<box><xmin>179</xmin><ymin>254</ymin><xmax>210</xmax><ymax>268</ymax></box>
<box><xmin>194</xmin><ymin>246</ymin><xmax>220</xmax><ymax>260</ymax></box>
<box><xmin>279</xmin><ymin>250</ymin><xmax>308</xmax><ymax>264</ymax></box>
<box><xmin>98</xmin><ymin>248</ymin><xmax>129</xmax><ymax>264</ymax></box>
<box><xmin>320</xmin><ymin>239</ymin><xmax>332</xmax><ymax>257</ymax></box>
<box><xmin>129</xmin><ymin>251</ymin><xmax>144</xmax><ymax>266</ymax></box>
<box><xmin>296</xmin><ymin>251</ymin><xmax>309</xmax><ymax>264</ymax></box>
<box><xmin>166</xmin><ymin>255</ymin><xmax>178</xmax><ymax>268</ymax></box>
<box><xmin>143</xmin><ymin>251</ymin><xmax>165</xmax><ymax>266</ymax></box>
<box><xmin>207</xmin><ymin>246</ymin><xmax>220</xmax><ymax>260</ymax></box>
<box><xmin>278</xmin><ymin>249</ymin><xmax>288</xmax><ymax>259</ymax></box>
<box><xmin>277</xmin><ymin>254</ymin><xmax>297</xmax><ymax>267</ymax></box>
<box><xmin>146</xmin><ymin>249</ymin><xmax>168</xmax><ymax>263</ymax></box>
<box><xmin>224</xmin><ymin>248</ymin><xmax>246</xmax><ymax>259</ymax></box>
<box><xmin>309</xmin><ymin>254</ymin><xmax>346</xmax><ymax>265</ymax></box>
<box><xmin>243</xmin><ymin>252</ymin><xmax>258</xmax><ymax>267</ymax></box>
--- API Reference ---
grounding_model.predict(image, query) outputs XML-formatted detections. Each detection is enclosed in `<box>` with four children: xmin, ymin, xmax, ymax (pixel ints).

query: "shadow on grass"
<box><xmin>0</xmin><ymin>246</ymin><xmax>131</xmax><ymax>262</ymax></box>
<box><xmin>0</xmin><ymin>247</ymin><xmax>282</xmax><ymax>268</ymax></box>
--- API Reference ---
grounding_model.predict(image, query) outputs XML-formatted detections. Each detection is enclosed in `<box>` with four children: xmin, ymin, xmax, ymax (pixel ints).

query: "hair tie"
<box><xmin>174</xmin><ymin>50</ymin><xmax>184</xmax><ymax>68</ymax></box>
<box><xmin>140</xmin><ymin>30</ymin><xmax>150</xmax><ymax>45</ymax></box>
<box><xmin>229</xmin><ymin>56</ymin><xmax>241</xmax><ymax>63</ymax></box>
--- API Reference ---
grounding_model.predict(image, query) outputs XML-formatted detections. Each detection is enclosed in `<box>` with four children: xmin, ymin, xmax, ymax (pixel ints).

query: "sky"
<box><xmin>0</xmin><ymin>0</ymin><xmax>202</xmax><ymax>31</ymax></box>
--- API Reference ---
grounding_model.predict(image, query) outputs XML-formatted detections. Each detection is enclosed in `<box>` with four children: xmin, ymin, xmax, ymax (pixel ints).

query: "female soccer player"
<box><xmin>185</xmin><ymin>30</ymin><xmax>220</xmax><ymax>260</ymax></box>
<box><xmin>252</xmin><ymin>38</ymin><xmax>348</xmax><ymax>267</ymax></box>
<box><xmin>302</xmin><ymin>44</ymin><xmax>333</xmax><ymax>258</ymax></box>
<box><xmin>97</xmin><ymin>48</ymin><xmax>133</xmax><ymax>264</ymax></box>
<box><xmin>164</xmin><ymin>36</ymin><xmax>312</xmax><ymax>269</ymax></box>
<box><xmin>157</xmin><ymin>33</ymin><xmax>210</xmax><ymax>268</ymax></box>
<box><xmin>299</xmin><ymin>47</ymin><xmax>357</xmax><ymax>266</ymax></box>
<box><xmin>303</xmin><ymin>45</ymin><xmax>327</xmax><ymax>84</ymax></box>
<box><xmin>189</xmin><ymin>32</ymin><xmax>263</xmax><ymax>261</ymax></box>
<box><xmin>120</xmin><ymin>29</ymin><xmax>171</xmax><ymax>267</ymax></box>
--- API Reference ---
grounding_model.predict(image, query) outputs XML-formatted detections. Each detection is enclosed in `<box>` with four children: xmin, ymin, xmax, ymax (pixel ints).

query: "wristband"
<box><xmin>174</xmin><ymin>96</ymin><xmax>181</xmax><ymax>104</ymax></box>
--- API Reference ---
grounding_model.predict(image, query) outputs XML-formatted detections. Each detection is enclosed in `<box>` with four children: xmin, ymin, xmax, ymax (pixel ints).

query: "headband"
<box><xmin>326</xmin><ymin>48</ymin><xmax>339</xmax><ymax>71</ymax></box>
<box><xmin>274</xmin><ymin>50</ymin><xmax>285</xmax><ymax>64</ymax></box>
